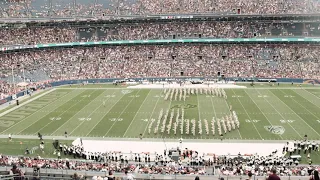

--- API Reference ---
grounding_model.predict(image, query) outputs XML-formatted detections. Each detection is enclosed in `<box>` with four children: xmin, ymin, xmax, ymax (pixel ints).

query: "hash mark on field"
<box><xmin>277</xmin><ymin>89</ymin><xmax>320</xmax><ymax>137</ymax></box>
<box><xmin>1</xmin><ymin>89</ymin><xmax>74</xmax><ymax>134</ymax></box>
<box><xmin>85</xmin><ymin>92</ymin><xmax>125</xmax><ymax>136</ymax></box>
<box><xmin>231</xmin><ymin>89</ymin><xmax>263</xmax><ymax>139</ymax></box>
<box><xmin>34</xmin><ymin>90</ymin><xmax>99</xmax><ymax>135</ymax></box>
<box><xmin>104</xmin><ymin>89</ymin><xmax>141</xmax><ymax>137</ymax></box>
<box><xmin>142</xmin><ymin>92</ymin><xmax>162</xmax><ymax>136</ymax></box>
<box><xmin>266</xmin><ymin>90</ymin><xmax>303</xmax><ymax>138</ymax></box>
<box><xmin>53</xmin><ymin>90</ymin><xmax>113</xmax><ymax>136</ymax></box>
<box><xmin>123</xmin><ymin>90</ymin><xmax>151</xmax><ymax>137</ymax></box>
<box><xmin>245</xmin><ymin>90</ymin><xmax>283</xmax><ymax>139</ymax></box>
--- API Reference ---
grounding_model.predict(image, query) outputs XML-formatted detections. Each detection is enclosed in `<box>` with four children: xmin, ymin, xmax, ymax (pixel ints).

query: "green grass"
<box><xmin>0</xmin><ymin>85</ymin><xmax>319</xmax><ymax>140</ymax></box>
<box><xmin>0</xmin><ymin>89</ymin><xmax>49</xmax><ymax>114</ymax></box>
<box><xmin>0</xmin><ymin>84</ymin><xmax>319</xmax><ymax>162</ymax></box>
<box><xmin>0</xmin><ymin>138</ymin><xmax>72</xmax><ymax>158</ymax></box>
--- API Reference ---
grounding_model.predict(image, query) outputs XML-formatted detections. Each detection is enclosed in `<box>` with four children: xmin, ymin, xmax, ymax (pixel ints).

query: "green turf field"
<box><xmin>0</xmin><ymin>139</ymin><xmax>72</xmax><ymax>158</ymax></box>
<box><xmin>0</xmin><ymin>84</ymin><xmax>319</xmax><ymax>141</ymax></box>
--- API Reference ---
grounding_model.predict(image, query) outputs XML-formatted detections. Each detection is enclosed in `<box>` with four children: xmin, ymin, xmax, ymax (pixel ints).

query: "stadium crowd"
<box><xmin>1</xmin><ymin>22</ymin><xmax>320</xmax><ymax>45</ymax></box>
<box><xmin>1</xmin><ymin>0</ymin><xmax>320</xmax><ymax>17</ymax></box>
<box><xmin>0</xmin><ymin>44</ymin><xmax>319</xmax><ymax>99</ymax></box>
<box><xmin>0</xmin><ymin>145</ymin><xmax>319</xmax><ymax>177</ymax></box>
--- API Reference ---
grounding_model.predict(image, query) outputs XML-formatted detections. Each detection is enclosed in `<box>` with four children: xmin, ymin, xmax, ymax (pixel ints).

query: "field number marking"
<box><xmin>280</xmin><ymin>119</ymin><xmax>295</xmax><ymax>123</ymax></box>
<box><xmin>110</xmin><ymin>118</ymin><xmax>123</xmax><ymax>122</ymax></box>
<box><xmin>50</xmin><ymin>117</ymin><xmax>61</xmax><ymax>121</ymax></box>
<box><xmin>79</xmin><ymin>117</ymin><xmax>91</xmax><ymax>121</ymax></box>
<box><xmin>284</xmin><ymin>95</ymin><xmax>295</xmax><ymax>98</ymax></box>
<box><xmin>245</xmin><ymin>119</ymin><xmax>260</xmax><ymax>123</ymax></box>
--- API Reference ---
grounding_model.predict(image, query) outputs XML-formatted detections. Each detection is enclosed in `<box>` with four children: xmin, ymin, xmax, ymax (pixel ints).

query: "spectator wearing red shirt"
<box><xmin>267</xmin><ymin>169</ymin><xmax>280</xmax><ymax>180</ymax></box>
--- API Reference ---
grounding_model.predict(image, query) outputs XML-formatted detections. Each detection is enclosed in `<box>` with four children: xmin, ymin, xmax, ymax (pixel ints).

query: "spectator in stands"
<box><xmin>122</xmin><ymin>170</ymin><xmax>134</xmax><ymax>180</ymax></box>
<box><xmin>267</xmin><ymin>169</ymin><xmax>281</xmax><ymax>180</ymax></box>
<box><xmin>310</xmin><ymin>170</ymin><xmax>319</xmax><ymax>180</ymax></box>
<box><xmin>107</xmin><ymin>171</ymin><xmax>115</xmax><ymax>180</ymax></box>
<box><xmin>246</xmin><ymin>172</ymin><xmax>253</xmax><ymax>180</ymax></box>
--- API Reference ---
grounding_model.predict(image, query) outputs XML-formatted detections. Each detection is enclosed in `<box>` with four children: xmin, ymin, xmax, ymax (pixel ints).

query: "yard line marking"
<box><xmin>104</xmin><ymin>89</ymin><xmax>141</xmax><ymax>137</ymax></box>
<box><xmin>85</xmin><ymin>91</ymin><xmax>125</xmax><ymax>136</ymax></box>
<box><xmin>18</xmin><ymin>90</ymin><xmax>98</xmax><ymax>135</ymax></box>
<box><xmin>302</xmin><ymin>89</ymin><xmax>320</xmax><ymax>100</ymax></box>
<box><xmin>244</xmin><ymin>90</ymin><xmax>283</xmax><ymax>140</ymax></box>
<box><xmin>208</xmin><ymin>96</ymin><xmax>217</xmax><ymax>125</ymax></box>
<box><xmin>0</xmin><ymin>88</ymin><xmax>56</xmax><ymax>117</ymax></box>
<box><xmin>219</xmin><ymin>96</ymin><xmax>243</xmax><ymax>140</ymax></box>
<box><xmin>0</xmin><ymin>89</ymin><xmax>76</xmax><ymax>134</ymax></box>
<box><xmin>160</xmin><ymin>90</ymin><xmax>173</xmax><ymax>140</ymax></box>
<box><xmin>196</xmin><ymin>93</ymin><xmax>201</xmax><ymax>121</ymax></box>
<box><xmin>230</xmin><ymin>89</ymin><xmax>263</xmax><ymax>140</ymax></box>
<box><xmin>296</xmin><ymin>89</ymin><xmax>320</xmax><ymax>108</ymax></box>
<box><xmin>122</xmin><ymin>90</ymin><xmax>151</xmax><ymax>137</ymax></box>
<box><xmin>291</xmin><ymin>90</ymin><xmax>320</xmax><ymax>109</ymax></box>
<box><xmin>277</xmin><ymin>89</ymin><xmax>320</xmax><ymax>137</ymax></box>
<box><xmin>142</xmin><ymin>91</ymin><xmax>162</xmax><ymax>136</ymax></box>
<box><xmin>52</xmin><ymin>90</ymin><xmax>114</xmax><ymax>136</ymax></box>
<box><xmin>264</xmin><ymin>90</ymin><xmax>304</xmax><ymax>138</ymax></box>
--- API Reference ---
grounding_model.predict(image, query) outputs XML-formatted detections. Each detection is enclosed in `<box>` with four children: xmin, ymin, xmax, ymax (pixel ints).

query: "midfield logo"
<box><xmin>264</xmin><ymin>126</ymin><xmax>285</xmax><ymax>135</ymax></box>
<box><xmin>121</xmin><ymin>90</ymin><xmax>133</xmax><ymax>95</ymax></box>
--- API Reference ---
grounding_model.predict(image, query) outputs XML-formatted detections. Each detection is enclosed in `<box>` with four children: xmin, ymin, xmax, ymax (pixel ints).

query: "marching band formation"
<box><xmin>147</xmin><ymin>107</ymin><xmax>240</xmax><ymax>136</ymax></box>
<box><xmin>164</xmin><ymin>87</ymin><xmax>227</xmax><ymax>101</ymax></box>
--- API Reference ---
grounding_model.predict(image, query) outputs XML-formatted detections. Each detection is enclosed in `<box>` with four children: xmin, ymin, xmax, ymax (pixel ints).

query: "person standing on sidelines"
<box><xmin>8</xmin><ymin>134</ymin><xmax>12</xmax><ymax>142</ymax></box>
<box><xmin>310</xmin><ymin>170</ymin><xmax>319</xmax><ymax>180</ymax></box>
<box><xmin>267</xmin><ymin>169</ymin><xmax>280</xmax><ymax>180</ymax></box>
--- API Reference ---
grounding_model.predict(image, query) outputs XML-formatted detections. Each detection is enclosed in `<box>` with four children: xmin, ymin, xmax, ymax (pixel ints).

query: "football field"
<box><xmin>0</xmin><ymin>84</ymin><xmax>319</xmax><ymax>141</ymax></box>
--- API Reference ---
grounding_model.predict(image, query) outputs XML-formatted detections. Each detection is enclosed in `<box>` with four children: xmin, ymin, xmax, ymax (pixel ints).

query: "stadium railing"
<box><xmin>1</xmin><ymin>37</ymin><xmax>320</xmax><ymax>52</ymax></box>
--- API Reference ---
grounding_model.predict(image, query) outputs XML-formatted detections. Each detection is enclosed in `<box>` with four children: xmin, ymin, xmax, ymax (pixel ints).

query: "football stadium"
<box><xmin>0</xmin><ymin>0</ymin><xmax>320</xmax><ymax>180</ymax></box>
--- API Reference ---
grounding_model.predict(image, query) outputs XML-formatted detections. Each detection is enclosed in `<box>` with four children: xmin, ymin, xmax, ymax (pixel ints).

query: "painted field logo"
<box><xmin>264</xmin><ymin>126</ymin><xmax>285</xmax><ymax>135</ymax></box>
<box><xmin>121</xmin><ymin>90</ymin><xmax>133</xmax><ymax>95</ymax></box>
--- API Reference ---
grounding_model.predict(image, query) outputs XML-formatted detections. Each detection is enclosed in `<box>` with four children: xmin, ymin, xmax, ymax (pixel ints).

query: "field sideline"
<box><xmin>0</xmin><ymin>84</ymin><xmax>319</xmax><ymax>141</ymax></box>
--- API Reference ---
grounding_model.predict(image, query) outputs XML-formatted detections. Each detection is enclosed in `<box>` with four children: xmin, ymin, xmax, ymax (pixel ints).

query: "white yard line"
<box><xmin>196</xmin><ymin>93</ymin><xmax>201</xmax><ymax>122</ymax></box>
<box><xmin>302</xmin><ymin>89</ymin><xmax>320</xmax><ymax>100</ymax></box>
<box><xmin>51</xmin><ymin>90</ymin><xmax>114</xmax><ymax>136</ymax></box>
<box><xmin>160</xmin><ymin>91</ymin><xmax>173</xmax><ymax>140</ymax></box>
<box><xmin>142</xmin><ymin>92</ymin><xmax>162</xmax><ymax>136</ymax></box>
<box><xmin>291</xmin><ymin>90</ymin><xmax>320</xmax><ymax>109</ymax></box>
<box><xmin>209</xmin><ymin>96</ymin><xmax>217</xmax><ymax>119</ymax></box>
<box><xmin>276</xmin><ymin>89</ymin><xmax>320</xmax><ymax>137</ymax></box>
<box><xmin>85</xmin><ymin>92</ymin><xmax>125</xmax><ymax>136</ymax></box>
<box><xmin>104</xmin><ymin>89</ymin><xmax>141</xmax><ymax>137</ymax></box>
<box><xmin>244</xmin><ymin>90</ymin><xmax>282</xmax><ymax>140</ymax></box>
<box><xmin>122</xmin><ymin>90</ymin><xmax>152</xmax><ymax>137</ymax></box>
<box><xmin>231</xmin><ymin>89</ymin><xmax>263</xmax><ymax>140</ymax></box>
<box><xmin>220</xmin><ymin>96</ymin><xmax>243</xmax><ymax>140</ymax></box>
<box><xmin>0</xmin><ymin>89</ymin><xmax>75</xmax><ymax>134</ymax></box>
<box><xmin>262</xmin><ymin>89</ymin><xmax>303</xmax><ymax>138</ymax></box>
<box><xmin>0</xmin><ymin>88</ymin><xmax>56</xmax><ymax>117</ymax></box>
<box><xmin>18</xmin><ymin>90</ymin><xmax>98</xmax><ymax>135</ymax></box>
